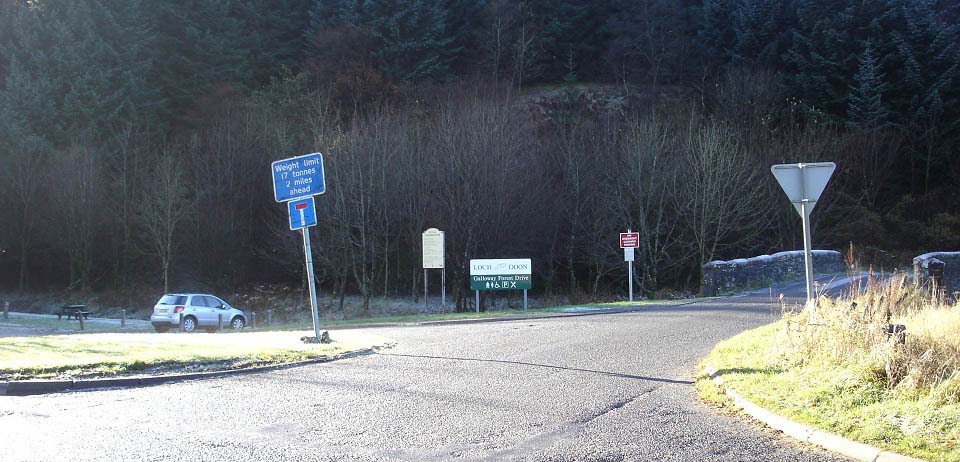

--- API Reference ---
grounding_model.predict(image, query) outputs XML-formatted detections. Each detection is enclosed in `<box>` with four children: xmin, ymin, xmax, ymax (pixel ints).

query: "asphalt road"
<box><xmin>0</xmin><ymin>278</ymin><xmax>855</xmax><ymax>462</ymax></box>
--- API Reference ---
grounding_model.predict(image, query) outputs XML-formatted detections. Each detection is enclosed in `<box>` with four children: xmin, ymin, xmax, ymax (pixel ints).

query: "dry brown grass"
<box><xmin>779</xmin><ymin>273</ymin><xmax>960</xmax><ymax>402</ymax></box>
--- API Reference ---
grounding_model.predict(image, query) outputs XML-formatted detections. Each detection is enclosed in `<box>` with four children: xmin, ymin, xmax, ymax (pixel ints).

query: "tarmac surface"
<box><xmin>0</xmin><ymin>278</ymin><xmax>856</xmax><ymax>461</ymax></box>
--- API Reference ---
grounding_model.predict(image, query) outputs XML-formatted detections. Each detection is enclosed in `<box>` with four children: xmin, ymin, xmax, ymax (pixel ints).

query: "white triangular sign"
<box><xmin>771</xmin><ymin>162</ymin><xmax>836</xmax><ymax>216</ymax></box>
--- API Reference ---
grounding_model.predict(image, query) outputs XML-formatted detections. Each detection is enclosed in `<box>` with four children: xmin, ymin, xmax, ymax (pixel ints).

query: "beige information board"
<box><xmin>422</xmin><ymin>228</ymin><xmax>444</xmax><ymax>269</ymax></box>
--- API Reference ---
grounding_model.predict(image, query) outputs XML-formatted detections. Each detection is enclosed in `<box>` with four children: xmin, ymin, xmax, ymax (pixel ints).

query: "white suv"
<box><xmin>150</xmin><ymin>294</ymin><xmax>246</xmax><ymax>333</ymax></box>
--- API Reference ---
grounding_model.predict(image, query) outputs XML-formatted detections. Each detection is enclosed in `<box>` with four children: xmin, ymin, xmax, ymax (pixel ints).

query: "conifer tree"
<box><xmin>731</xmin><ymin>0</ymin><xmax>794</xmax><ymax>68</ymax></box>
<box><xmin>147</xmin><ymin>0</ymin><xmax>253</xmax><ymax>122</ymax></box>
<box><xmin>887</xmin><ymin>0</ymin><xmax>959</xmax><ymax>125</ymax></box>
<box><xmin>696</xmin><ymin>0</ymin><xmax>736</xmax><ymax>71</ymax></box>
<box><xmin>606</xmin><ymin>0</ymin><xmax>697</xmax><ymax>85</ymax></box>
<box><xmin>782</xmin><ymin>0</ymin><xmax>899</xmax><ymax>119</ymax></box>
<box><xmin>306</xmin><ymin>0</ymin><xmax>461</xmax><ymax>83</ymax></box>
<box><xmin>847</xmin><ymin>43</ymin><xmax>890</xmax><ymax>129</ymax></box>
<box><xmin>235</xmin><ymin>0</ymin><xmax>312</xmax><ymax>83</ymax></box>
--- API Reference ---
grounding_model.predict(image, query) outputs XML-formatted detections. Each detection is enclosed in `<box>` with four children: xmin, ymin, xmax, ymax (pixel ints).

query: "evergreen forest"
<box><xmin>1</xmin><ymin>0</ymin><xmax>958</xmax><ymax>308</ymax></box>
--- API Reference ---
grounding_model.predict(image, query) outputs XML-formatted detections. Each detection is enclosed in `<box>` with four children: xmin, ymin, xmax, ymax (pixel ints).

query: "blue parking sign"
<box><xmin>288</xmin><ymin>197</ymin><xmax>317</xmax><ymax>230</ymax></box>
<box><xmin>272</xmin><ymin>153</ymin><xmax>325</xmax><ymax>202</ymax></box>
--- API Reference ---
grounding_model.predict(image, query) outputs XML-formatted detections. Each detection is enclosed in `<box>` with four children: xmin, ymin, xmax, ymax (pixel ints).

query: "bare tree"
<box><xmin>107</xmin><ymin>123</ymin><xmax>144</xmax><ymax>285</ymax></box>
<box><xmin>427</xmin><ymin>87</ymin><xmax>541</xmax><ymax>309</ymax></box>
<box><xmin>0</xmin><ymin>137</ymin><xmax>48</xmax><ymax>291</ymax></box>
<box><xmin>138</xmin><ymin>146</ymin><xmax>194</xmax><ymax>293</ymax></box>
<box><xmin>676</xmin><ymin>120</ymin><xmax>769</xmax><ymax>281</ymax></box>
<box><xmin>50</xmin><ymin>133</ymin><xmax>102</xmax><ymax>289</ymax></box>
<box><xmin>611</xmin><ymin>113</ymin><xmax>684</xmax><ymax>296</ymax></box>
<box><xmin>511</xmin><ymin>2</ymin><xmax>540</xmax><ymax>89</ymax></box>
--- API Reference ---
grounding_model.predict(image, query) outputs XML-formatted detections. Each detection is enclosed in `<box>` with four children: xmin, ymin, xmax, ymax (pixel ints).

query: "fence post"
<box><xmin>218</xmin><ymin>313</ymin><xmax>223</xmax><ymax>331</ymax></box>
<box><xmin>3</xmin><ymin>301</ymin><xmax>8</xmax><ymax>320</ymax></box>
<box><xmin>267</xmin><ymin>309</ymin><xmax>273</xmax><ymax>325</ymax></box>
<box><xmin>121</xmin><ymin>309</ymin><xmax>126</xmax><ymax>329</ymax></box>
<box><xmin>78</xmin><ymin>312</ymin><xmax>84</xmax><ymax>331</ymax></box>
<box><xmin>179</xmin><ymin>313</ymin><xmax>184</xmax><ymax>333</ymax></box>
<box><xmin>251</xmin><ymin>312</ymin><xmax>256</xmax><ymax>329</ymax></box>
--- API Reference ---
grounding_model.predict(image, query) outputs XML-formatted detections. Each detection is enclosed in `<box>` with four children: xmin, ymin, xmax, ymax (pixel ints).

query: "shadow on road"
<box><xmin>378</xmin><ymin>352</ymin><xmax>693</xmax><ymax>385</ymax></box>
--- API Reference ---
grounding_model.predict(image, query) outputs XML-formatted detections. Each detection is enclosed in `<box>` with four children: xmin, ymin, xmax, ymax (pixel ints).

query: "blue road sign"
<box><xmin>288</xmin><ymin>197</ymin><xmax>317</xmax><ymax>230</ymax></box>
<box><xmin>272</xmin><ymin>153</ymin><xmax>326</xmax><ymax>202</ymax></box>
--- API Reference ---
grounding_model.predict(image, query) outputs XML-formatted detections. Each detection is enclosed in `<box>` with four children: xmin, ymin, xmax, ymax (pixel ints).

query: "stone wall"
<box><xmin>913</xmin><ymin>251</ymin><xmax>960</xmax><ymax>296</ymax></box>
<box><xmin>702</xmin><ymin>250</ymin><xmax>843</xmax><ymax>296</ymax></box>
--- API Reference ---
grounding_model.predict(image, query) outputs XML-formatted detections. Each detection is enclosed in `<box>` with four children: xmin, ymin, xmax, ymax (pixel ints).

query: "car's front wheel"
<box><xmin>230</xmin><ymin>316</ymin><xmax>245</xmax><ymax>330</ymax></box>
<box><xmin>182</xmin><ymin>316</ymin><xmax>197</xmax><ymax>333</ymax></box>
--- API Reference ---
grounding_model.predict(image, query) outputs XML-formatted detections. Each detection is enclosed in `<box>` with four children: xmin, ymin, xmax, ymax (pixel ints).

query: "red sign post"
<box><xmin>620</xmin><ymin>230</ymin><xmax>640</xmax><ymax>302</ymax></box>
<box><xmin>620</xmin><ymin>232</ymin><xmax>640</xmax><ymax>248</ymax></box>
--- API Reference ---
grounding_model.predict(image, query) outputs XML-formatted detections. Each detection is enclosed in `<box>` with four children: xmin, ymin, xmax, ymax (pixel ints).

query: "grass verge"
<box><xmin>697</xmin><ymin>276</ymin><xmax>960</xmax><ymax>461</ymax></box>
<box><xmin>0</xmin><ymin>330</ymin><xmax>390</xmax><ymax>381</ymax></box>
<box><xmin>270</xmin><ymin>297</ymin><xmax>718</xmax><ymax>330</ymax></box>
<box><xmin>0</xmin><ymin>315</ymin><xmax>152</xmax><ymax>334</ymax></box>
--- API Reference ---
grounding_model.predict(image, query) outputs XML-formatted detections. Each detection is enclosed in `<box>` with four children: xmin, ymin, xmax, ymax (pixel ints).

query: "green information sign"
<box><xmin>470</xmin><ymin>274</ymin><xmax>532</xmax><ymax>290</ymax></box>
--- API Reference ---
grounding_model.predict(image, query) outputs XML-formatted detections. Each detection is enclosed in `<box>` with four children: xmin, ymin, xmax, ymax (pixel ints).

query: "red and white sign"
<box><xmin>620</xmin><ymin>232</ymin><xmax>640</xmax><ymax>248</ymax></box>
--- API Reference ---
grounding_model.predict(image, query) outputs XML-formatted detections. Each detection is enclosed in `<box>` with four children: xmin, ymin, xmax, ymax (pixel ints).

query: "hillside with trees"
<box><xmin>1</xmin><ymin>0</ymin><xmax>958</xmax><ymax>307</ymax></box>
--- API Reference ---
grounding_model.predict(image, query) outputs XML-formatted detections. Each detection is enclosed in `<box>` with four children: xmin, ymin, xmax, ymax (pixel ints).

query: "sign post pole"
<box><xmin>628</xmin><ymin>229</ymin><xmax>634</xmax><ymax>303</ymax></box>
<box><xmin>424</xmin><ymin>271</ymin><xmax>429</xmax><ymax>307</ymax></box>
<box><xmin>441</xmin><ymin>268</ymin><xmax>446</xmax><ymax>308</ymax></box>
<box><xmin>798</xmin><ymin>164</ymin><xmax>817</xmax><ymax>319</ymax></box>
<box><xmin>475</xmin><ymin>290</ymin><xmax>480</xmax><ymax>313</ymax></box>
<box><xmin>301</xmin><ymin>208</ymin><xmax>321</xmax><ymax>342</ymax></box>
<box><xmin>620</xmin><ymin>231</ymin><xmax>639</xmax><ymax>303</ymax></box>
<box><xmin>523</xmin><ymin>289</ymin><xmax>528</xmax><ymax>311</ymax></box>
<box><xmin>272</xmin><ymin>153</ymin><xmax>325</xmax><ymax>342</ymax></box>
<box><xmin>798</xmin><ymin>164</ymin><xmax>816</xmax><ymax>318</ymax></box>
<box><xmin>801</xmin><ymin>198</ymin><xmax>815</xmax><ymax>317</ymax></box>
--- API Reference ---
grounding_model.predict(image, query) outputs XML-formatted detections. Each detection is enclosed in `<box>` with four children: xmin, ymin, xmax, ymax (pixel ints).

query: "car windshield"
<box><xmin>158</xmin><ymin>295</ymin><xmax>187</xmax><ymax>305</ymax></box>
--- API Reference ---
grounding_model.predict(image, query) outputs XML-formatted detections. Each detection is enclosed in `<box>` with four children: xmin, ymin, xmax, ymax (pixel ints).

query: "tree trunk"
<box><xmin>162</xmin><ymin>256</ymin><xmax>170</xmax><ymax>294</ymax></box>
<box><xmin>18</xmin><ymin>241</ymin><xmax>28</xmax><ymax>292</ymax></box>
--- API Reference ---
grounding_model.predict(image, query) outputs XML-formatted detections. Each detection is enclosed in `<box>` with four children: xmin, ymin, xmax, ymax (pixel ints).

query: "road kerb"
<box><xmin>4</xmin><ymin>379</ymin><xmax>74</xmax><ymax>395</ymax></box>
<box><xmin>1</xmin><ymin>347</ymin><xmax>380</xmax><ymax>396</ymax></box>
<box><xmin>876</xmin><ymin>451</ymin><xmax>925</xmax><ymax>462</ymax></box>
<box><xmin>808</xmin><ymin>429</ymin><xmax>887</xmax><ymax>462</ymax></box>
<box><xmin>329</xmin><ymin>300</ymin><xmax>723</xmax><ymax>330</ymax></box>
<box><xmin>704</xmin><ymin>365</ymin><xmax>925</xmax><ymax>462</ymax></box>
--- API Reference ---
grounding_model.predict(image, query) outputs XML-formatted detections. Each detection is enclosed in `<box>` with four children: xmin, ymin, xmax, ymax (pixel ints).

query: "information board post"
<box><xmin>422</xmin><ymin>228</ymin><xmax>445</xmax><ymax>310</ymax></box>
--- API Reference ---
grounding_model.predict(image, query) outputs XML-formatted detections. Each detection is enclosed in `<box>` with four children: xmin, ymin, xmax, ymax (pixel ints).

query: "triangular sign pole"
<box><xmin>771</xmin><ymin>162</ymin><xmax>836</xmax><ymax>320</ymax></box>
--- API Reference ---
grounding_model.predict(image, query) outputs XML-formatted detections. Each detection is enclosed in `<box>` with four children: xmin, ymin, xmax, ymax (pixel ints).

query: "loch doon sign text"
<box><xmin>469</xmin><ymin>259</ymin><xmax>532</xmax><ymax>290</ymax></box>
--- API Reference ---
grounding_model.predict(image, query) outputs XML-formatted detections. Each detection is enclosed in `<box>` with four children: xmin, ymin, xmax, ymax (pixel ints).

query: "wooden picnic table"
<box><xmin>57</xmin><ymin>304</ymin><xmax>90</xmax><ymax>320</ymax></box>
